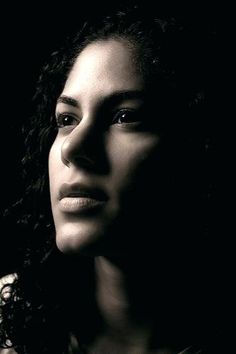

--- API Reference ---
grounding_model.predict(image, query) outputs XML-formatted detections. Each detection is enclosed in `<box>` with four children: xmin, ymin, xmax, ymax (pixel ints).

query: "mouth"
<box><xmin>58</xmin><ymin>183</ymin><xmax>108</xmax><ymax>214</ymax></box>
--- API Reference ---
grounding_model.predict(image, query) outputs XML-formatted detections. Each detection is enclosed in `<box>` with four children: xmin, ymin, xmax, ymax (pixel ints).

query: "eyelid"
<box><xmin>112</xmin><ymin>108</ymin><xmax>143</xmax><ymax>125</ymax></box>
<box><xmin>55</xmin><ymin>109</ymin><xmax>78</xmax><ymax>118</ymax></box>
<box><xmin>112</xmin><ymin>107</ymin><xmax>133</xmax><ymax>119</ymax></box>
<box><xmin>55</xmin><ymin>102</ymin><xmax>80</xmax><ymax>117</ymax></box>
<box><xmin>55</xmin><ymin>111</ymin><xmax>80</xmax><ymax>127</ymax></box>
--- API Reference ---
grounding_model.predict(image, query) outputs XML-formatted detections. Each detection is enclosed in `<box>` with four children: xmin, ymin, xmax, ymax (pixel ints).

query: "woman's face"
<box><xmin>49</xmin><ymin>39</ymin><xmax>161</xmax><ymax>255</ymax></box>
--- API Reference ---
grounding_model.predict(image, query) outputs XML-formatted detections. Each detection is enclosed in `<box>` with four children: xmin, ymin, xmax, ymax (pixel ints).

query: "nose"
<box><xmin>61</xmin><ymin>120</ymin><xmax>108</xmax><ymax>173</ymax></box>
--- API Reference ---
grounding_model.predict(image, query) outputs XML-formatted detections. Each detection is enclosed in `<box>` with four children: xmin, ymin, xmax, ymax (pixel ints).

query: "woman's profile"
<box><xmin>0</xmin><ymin>4</ymin><xmax>219</xmax><ymax>354</ymax></box>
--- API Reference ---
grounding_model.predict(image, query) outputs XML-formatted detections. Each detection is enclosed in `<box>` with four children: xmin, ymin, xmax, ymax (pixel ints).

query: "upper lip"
<box><xmin>58</xmin><ymin>183</ymin><xmax>108</xmax><ymax>201</ymax></box>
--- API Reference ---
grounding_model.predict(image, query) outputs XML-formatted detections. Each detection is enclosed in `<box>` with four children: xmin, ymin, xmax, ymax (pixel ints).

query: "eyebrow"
<box><xmin>57</xmin><ymin>95</ymin><xmax>79</xmax><ymax>107</ymax></box>
<box><xmin>57</xmin><ymin>90</ymin><xmax>145</xmax><ymax>109</ymax></box>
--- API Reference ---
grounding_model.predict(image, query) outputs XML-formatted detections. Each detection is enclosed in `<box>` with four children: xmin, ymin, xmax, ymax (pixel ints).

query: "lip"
<box><xmin>58</xmin><ymin>183</ymin><xmax>108</xmax><ymax>214</ymax></box>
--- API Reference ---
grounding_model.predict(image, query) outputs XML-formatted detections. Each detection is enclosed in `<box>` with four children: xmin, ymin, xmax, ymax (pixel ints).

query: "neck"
<box><xmin>94</xmin><ymin>256</ymin><xmax>154</xmax><ymax>346</ymax></box>
<box><xmin>72</xmin><ymin>255</ymin><xmax>194</xmax><ymax>353</ymax></box>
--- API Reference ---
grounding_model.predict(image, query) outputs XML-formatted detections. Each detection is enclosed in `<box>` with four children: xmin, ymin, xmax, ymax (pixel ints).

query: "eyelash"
<box><xmin>55</xmin><ymin>113</ymin><xmax>79</xmax><ymax>128</ymax></box>
<box><xmin>55</xmin><ymin>109</ymin><xmax>142</xmax><ymax>129</ymax></box>
<box><xmin>111</xmin><ymin>109</ymin><xmax>142</xmax><ymax>125</ymax></box>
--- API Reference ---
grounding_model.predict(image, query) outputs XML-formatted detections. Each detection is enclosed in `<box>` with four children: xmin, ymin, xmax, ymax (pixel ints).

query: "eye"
<box><xmin>56</xmin><ymin>113</ymin><xmax>78</xmax><ymax>128</ymax></box>
<box><xmin>112</xmin><ymin>109</ymin><xmax>142</xmax><ymax>125</ymax></box>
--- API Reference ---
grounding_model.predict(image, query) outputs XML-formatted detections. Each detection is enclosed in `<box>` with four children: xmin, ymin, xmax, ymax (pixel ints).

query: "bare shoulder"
<box><xmin>0</xmin><ymin>349</ymin><xmax>18</xmax><ymax>354</ymax></box>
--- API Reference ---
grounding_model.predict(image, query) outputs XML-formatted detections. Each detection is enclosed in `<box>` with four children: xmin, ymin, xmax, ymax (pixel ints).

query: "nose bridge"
<box><xmin>61</xmin><ymin>119</ymin><xmax>97</xmax><ymax>167</ymax></box>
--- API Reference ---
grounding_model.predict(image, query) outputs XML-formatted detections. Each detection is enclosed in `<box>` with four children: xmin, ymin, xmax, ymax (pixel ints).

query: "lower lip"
<box><xmin>59</xmin><ymin>197</ymin><xmax>106</xmax><ymax>213</ymax></box>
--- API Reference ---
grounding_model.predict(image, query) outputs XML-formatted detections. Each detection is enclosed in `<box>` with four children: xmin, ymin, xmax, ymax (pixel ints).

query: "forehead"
<box><xmin>63</xmin><ymin>39</ymin><xmax>144</xmax><ymax>96</ymax></box>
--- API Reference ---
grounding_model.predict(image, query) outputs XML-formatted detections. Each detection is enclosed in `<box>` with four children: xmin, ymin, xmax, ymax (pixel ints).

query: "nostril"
<box><xmin>60</xmin><ymin>126</ymin><xmax>110</xmax><ymax>174</ymax></box>
<box><xmin>61</xmin><ymin>147</ymin><xmax>95</xmax><ymax>169</ymax></box>
<box><xmin>61</xmin><ymin>151</ymin><xmax>70</xmax><ymax>167</ymax></box>
<box><xmin>60</xmin><ymin>123</ymin><xmax>98</xmax><ymax>168</ymax></box>
<box><xmin>73</xmin><ymin>155</ymin><xmax>96</xmax><ymax>170</ymax></box>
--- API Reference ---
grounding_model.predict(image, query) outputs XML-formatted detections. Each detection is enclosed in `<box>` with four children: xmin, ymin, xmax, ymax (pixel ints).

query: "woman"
<box><xmin>0</xmin><ymin>5</ymin><xmax>218</xmax><ymax>354</ymax></box>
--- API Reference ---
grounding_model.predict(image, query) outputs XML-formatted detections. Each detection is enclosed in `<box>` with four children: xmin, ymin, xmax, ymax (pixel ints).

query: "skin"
<box><xmin>48</xmin><ymin>39</ymin><xmax>184</xmax><ymax>353</ymax></box>
<box><xmin>49</xmin><ymin>39</ymin><xmax>160</xmax><ymax>255</ymax></box>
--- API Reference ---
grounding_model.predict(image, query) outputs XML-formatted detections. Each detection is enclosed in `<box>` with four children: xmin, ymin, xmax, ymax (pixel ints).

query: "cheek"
<box><xmin>108</xmin><ymin>132</ymin><xmax>160</xmax><ymax>189</ymax></box>
<box><xmin>105</xmin><ymin>132</ymin><xmax>161</xmax><ymax>243</ymax></box>
<box><xmin>48</xmin><ymin>139</ymin><xmax>62</xmax><ymax>193</ymax></box>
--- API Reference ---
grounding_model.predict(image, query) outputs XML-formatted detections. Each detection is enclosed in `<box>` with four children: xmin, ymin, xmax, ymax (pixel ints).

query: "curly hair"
<box><xmin>0</xmin><ymin>5</ymin><xmax>216</xmax><ymax>353</ymax></box>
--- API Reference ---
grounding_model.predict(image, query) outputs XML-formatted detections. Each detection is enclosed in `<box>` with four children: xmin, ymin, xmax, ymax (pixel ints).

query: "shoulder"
<box><xmin>0</xmin><ymin>349</ymin><xmax>18</xmax><ymax>354</ymax></box>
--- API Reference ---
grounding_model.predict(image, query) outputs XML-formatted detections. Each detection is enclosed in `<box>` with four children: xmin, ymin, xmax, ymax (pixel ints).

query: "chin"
<box><xmin>55</xmin><ymin>221</ymin><xmax>108</xmax><ymax>255</ymax></box>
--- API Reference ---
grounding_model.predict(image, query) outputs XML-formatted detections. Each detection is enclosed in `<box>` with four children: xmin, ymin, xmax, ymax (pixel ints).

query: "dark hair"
<box><xmin>0</xmin><ymin>5</ymin><xmax>216</xmax><ymax>353</ymax></box>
